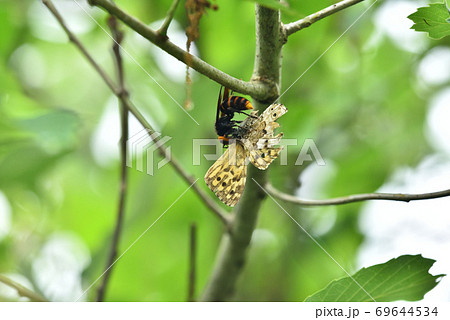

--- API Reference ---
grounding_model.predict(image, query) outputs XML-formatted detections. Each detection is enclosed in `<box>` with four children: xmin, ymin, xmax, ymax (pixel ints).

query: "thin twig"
<box><xmin>43</xmin><ymin>0</ymin><xmax>231</xmax><ymax>227</ymax></box>
<box><xmin>157</xmin><ymin>0</ymin><xmax>181</xmax><ymax>38</ymax></box>
<box><xmin>42</xmin><ymin>0</ymin><xmax>117</xmax><ymax>93</ymax></box>
<box><xmin>0</xmin><ymin>274</ymin><xmax>47</xmax><ymax>302</ymax></box>
<box><xmin>87</xmin><ymin>0</ymin><xmax>276</xmax><ymax>101</ymax></box>
<box><xmin>187</xmin><ymin>223</ymin><xmax>197</xmax><ymax>302</ymax></box>
<box><xmin>283</xmin><ymin>0</ymin><xmax>366</xmax><ymax>37</ymax></box>
<box><xmin>96</xmin><ymin>16</ymin><xmax>128</xmax><ymax>302</ymax></box>
<box><xmin>266</xmin><ymin>183</ymin><xmax>450</xmax><ymax>206</ymax></box>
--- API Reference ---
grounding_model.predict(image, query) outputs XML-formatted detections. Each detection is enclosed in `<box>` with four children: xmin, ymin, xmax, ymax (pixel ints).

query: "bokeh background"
<box><xmin>1</xmin><ymin>0</ymin><xmax>450</xmax><ymax>301</ymax></box>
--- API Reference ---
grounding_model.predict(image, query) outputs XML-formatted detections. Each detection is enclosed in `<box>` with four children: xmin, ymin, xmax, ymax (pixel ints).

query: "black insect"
<box><xmin>215</xmin><ymin>87</ymin><xmax>255</xmax><ymax>146</ymax></box>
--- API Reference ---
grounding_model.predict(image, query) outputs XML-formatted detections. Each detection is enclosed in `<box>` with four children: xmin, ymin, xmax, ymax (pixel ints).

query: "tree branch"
<box><xmin>41</xmin><ymin>0</ymin><xmax>117</xmax><ymax>93</ymax></box>
<box><xmin>43</xmin><ymin>0</ymin><xmax>231</xmax><ymax>227</ymax></box>
<box><xmin>0</xmin><ymin>274</ymin><xmax>47</xmax><ymax>302</ymax></box>
<box><xmin>157</xmin><ymin>0</ymin><xmax>181</xmax><ymax>38</ymax></box>
<box><xmin>266</xmin><ymin>183</ymin><xmax>450</xmax><ymax>206</ymax></box>
<box><xmin>187</xmin><ymin>223</ymin><xmax>197</xmax><ymax>302</ymax></box>
<box><xmin>283</xmin><ymin>0</ymin><xmax>366</xmax><ymax>37</ymax></box>
<box><xmin>96</xmin><ymin>16</ymin><xmax>128</xmax><ymax>302</ymax></box>
<box><xmin>201</xmin><ymin>3</ymin><xmax>282</xmax><ymax>301</ymax></box>
<box><xmin>87</xmin><ymin>0</ymin><xmax>277</xmax><ymax>101</ymax></box>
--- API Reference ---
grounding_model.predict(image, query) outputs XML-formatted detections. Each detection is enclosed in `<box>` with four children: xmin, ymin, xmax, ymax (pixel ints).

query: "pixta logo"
<box><xmin>126</xmin><ymin>129</ymin><xmax>171</xmax><ymax>175</ymax></box>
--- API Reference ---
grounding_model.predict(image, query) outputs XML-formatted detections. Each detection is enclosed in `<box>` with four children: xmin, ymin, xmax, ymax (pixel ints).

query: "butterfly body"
<box><xmin>205</xmin><ymin>103</ymin><xmax>288</xmax><ymax>206</ymax></box>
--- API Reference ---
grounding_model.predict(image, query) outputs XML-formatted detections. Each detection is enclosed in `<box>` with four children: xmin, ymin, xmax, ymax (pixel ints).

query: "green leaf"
<box><xmin>407</xmin><ymin>3</ymin><xmax>450</xmax><ymax>40</ymax></box>
<box><xmin>305</xmin><ymin>255</ymin><xmax>444</xmax><ymax>302</ymax></box>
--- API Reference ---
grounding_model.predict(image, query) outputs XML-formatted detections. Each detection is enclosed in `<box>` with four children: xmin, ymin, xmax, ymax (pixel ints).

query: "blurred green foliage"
<box><xmin>0</xmin><ymin>0</ymin><xmax>445</xmax><ymax>301</ymax></box>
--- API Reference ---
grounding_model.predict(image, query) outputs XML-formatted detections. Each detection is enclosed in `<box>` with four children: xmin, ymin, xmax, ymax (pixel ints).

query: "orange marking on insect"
<box><xmin>218</xmin><ymin>136</ymin><xmax>229</xmax><ymax>143</ymax></box>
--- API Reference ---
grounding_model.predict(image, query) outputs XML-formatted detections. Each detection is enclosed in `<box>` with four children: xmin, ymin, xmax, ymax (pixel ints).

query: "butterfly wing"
<box><xmin>243</xmin><ymin>103</ymin><xmax>287</xmax><ymax>169</ymax></box>
<box><xmin>204</xmin><ymin>142</ymin><xmax>247</xmax><ymax>207</ymax></box>
<box><xmin>205</xmin><ymin>104</ymin><xmax>287</xmax><ymax>206</ymax></box>
<box><xmin>255</xmin><ymin>132</ymin><xmax>284</xmax><ymax>149</ymax></box>
<box><xmin>261</xmin><ymin>103</ymin><xmax>288</xmax><ymax>123</ymax></box>
<box><xmin>245</xmin><ymin>135</ymin><xmax>284</xmax><ymax>170</ymax></box>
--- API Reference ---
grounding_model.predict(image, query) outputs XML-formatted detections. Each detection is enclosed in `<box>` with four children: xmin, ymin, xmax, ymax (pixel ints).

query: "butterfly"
<box><xmin>204</xmin><ymin>103</ymin><xmax>287</xmax><ymax>206</ymax></box>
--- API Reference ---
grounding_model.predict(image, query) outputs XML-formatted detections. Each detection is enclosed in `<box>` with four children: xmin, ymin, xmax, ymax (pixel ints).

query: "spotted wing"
<box><xmin>204</xmin><ymin>142</ymin><xmax>247</xmax><ymax>207</ymax></box>
<box><xmin>244</xmin><ymin>103</ymin><xmax>287</xmax><ymax>143</ymax></box>
<box><xmin>262</xmin><ymin>103</ymin><xmax>287</xmax><ymax>119</ymax></box>
<box><xmin>244</xmin><ymin>134</ymin><xmax>284</xmax><ymax>170</ymax></box>
<box><xmin>243</xmin><ymin>103</ymin><xmax>287</xmax><ymax>169</ymax></box>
